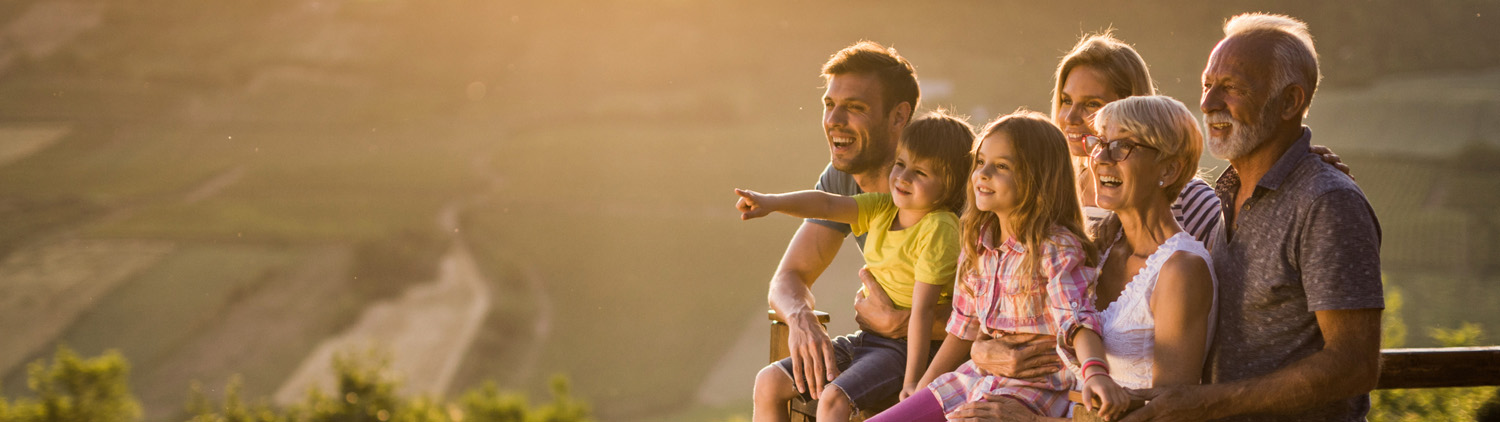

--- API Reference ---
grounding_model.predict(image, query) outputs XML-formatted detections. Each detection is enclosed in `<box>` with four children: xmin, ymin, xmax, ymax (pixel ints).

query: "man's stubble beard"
<box><xmin>836</xmin><ymin>127</ymin><xmax>896</xmax><ymax>176</ymax></box>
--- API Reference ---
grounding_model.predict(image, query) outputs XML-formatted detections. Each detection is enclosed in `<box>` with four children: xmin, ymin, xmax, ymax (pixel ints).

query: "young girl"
<box><xmin>869</xmin><ymin>110</ymin><xmax>1129</xmax><ymax>422</ymax></box>
<box><xmin>739</xmin><ymin>111</ymin><xmax>973</xmax><ymax>420</ymax></box>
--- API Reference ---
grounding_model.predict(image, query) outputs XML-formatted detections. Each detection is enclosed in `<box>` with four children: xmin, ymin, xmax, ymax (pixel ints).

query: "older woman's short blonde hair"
<box><xmin>1092</xmin><ymin>95</ymin><xmax>1203</xmax><ymax>197</ymax></box>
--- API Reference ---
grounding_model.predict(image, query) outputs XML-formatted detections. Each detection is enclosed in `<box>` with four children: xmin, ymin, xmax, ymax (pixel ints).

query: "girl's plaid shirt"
<box><xmin>944</xmin><ymin>225</ymin><xmax>1101</xmax><ymax>362</ymax></box>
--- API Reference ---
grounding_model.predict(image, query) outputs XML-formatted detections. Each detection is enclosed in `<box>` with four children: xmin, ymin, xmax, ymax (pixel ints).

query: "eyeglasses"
<box><xmin>1084</xmin><ymin>135</ymin><xmax>1158</xmax><ymax>162</ymax></box>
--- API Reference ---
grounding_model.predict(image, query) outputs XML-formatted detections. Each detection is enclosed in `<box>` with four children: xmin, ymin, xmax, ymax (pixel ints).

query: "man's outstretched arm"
<box><xmin>768</xmin><ymin>221</ymin><xmax>845</xmax><ymax>397</ymax></box>
<box><xmin>1122</xmin><ymin>308</ymin><xmax>1382</xmax><ymax>421</ymax></box>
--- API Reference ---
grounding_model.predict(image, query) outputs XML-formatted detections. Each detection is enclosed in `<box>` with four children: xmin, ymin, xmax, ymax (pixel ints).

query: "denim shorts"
<box><xmin>774</xmin><ymin>331</ymin><xmax>942</xmax><ymax>413</ymax></box>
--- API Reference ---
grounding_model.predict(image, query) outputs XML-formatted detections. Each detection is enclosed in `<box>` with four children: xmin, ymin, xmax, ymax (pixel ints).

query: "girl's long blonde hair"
<box><xmin>960</xmin><ymin>110</ymin><xmax>1099</xmax><ymax>292</ymax></box>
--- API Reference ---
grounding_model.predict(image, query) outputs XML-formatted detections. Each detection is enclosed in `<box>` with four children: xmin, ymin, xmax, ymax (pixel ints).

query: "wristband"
<box><xmin>1079</xmin><ymin>360</ymin><xmax>1108</xmax><ymax>376</ymax></box>
<box><xmin>1083</xmin><ymin>371</ymin><xmax>1112</xmax><ymax>385</ymax></box>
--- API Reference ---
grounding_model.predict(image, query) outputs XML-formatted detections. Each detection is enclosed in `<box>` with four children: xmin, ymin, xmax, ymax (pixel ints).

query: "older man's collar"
<box><xmin>1257</xmin><ymin>126</ymin><xmax>1314</xmax><ymax>191</ymax></box>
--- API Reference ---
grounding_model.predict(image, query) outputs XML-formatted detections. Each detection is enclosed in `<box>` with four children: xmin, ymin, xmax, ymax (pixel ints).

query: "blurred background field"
<box><xmin>0</xmin><ymin>0</ymin><xmax>1497</xmax><ymax>421</ymax></box>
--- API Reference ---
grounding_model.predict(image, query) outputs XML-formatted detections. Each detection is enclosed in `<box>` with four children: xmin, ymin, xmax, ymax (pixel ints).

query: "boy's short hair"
<box><xmin>822</xmin><ymin>41</ymin><xmax>921</xmax><ymax>115</ymax></box>
<box><xmin>900</xmin><ymin>110</ymin><xmax>975</xmax><ymax>213</ymax></box>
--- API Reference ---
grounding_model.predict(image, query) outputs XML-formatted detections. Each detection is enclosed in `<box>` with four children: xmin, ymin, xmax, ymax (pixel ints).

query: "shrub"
<box><xmin>1370</xmin><ymin>285</ymin><xmax>1500</xmax><ymax>422</ymax></box>
<box><xmin>190</xmin><ymin>350</ymin><xmax>593</xmax><ymax>422</ymax></box>
<box><xmin>2</xmin><ymin>348</ymin><xmax>591</xmax><ymax>422</ymax></box>
<box><xmin>0</xmin><ymin>347</ymin><xmax>141</xmax><ymax>422</ymax></box>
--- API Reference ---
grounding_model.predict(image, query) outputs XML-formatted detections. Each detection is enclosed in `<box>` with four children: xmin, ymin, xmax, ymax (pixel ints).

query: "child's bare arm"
<box><xmin>916</xmin><ymin>332</ymin><xmax>971</xmax><ymax>390</ymax></box>
<box><xmin>734</xmin><ymin>189</ymin><xmax>857</xmax><ymax>223</ymax></box>
<box><xmin>1073</xmin><ymin>329</ymin><xmax>1128</xmax><ymax>420</ymax></box>
<box><xmin>901</xmin><ymin>282</ymin><xmax>944</xmax><ymax>398</ymax></box>
<box><xmin>1041</xmin><ymin>242</ymin><xmax>1126</xmax><ymax>419</ymax></box>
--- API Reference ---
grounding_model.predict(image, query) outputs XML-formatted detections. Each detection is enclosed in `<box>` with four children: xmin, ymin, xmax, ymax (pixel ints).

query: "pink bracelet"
<box><xmin>1083</xmin><ymin>371</ymin><xmax>1112</xmax><ymax>385</ymax></box>
<box><xmin>1079</xmin><ymin>360</ymin><xmax>1108</xmax><ymax>376</ymax></box>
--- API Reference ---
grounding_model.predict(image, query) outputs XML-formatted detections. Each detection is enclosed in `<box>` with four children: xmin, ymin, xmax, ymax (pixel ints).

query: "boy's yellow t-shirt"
<box><xmin>849</xmin><ymin>193</ymin><xmax>959</xmax><ymax>310</ymax></box>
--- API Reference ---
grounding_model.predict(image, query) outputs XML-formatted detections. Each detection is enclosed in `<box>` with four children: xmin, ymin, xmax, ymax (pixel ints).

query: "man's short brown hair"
<box><xmin>821</xmin><ymin>41</ymin><xmax>920</xmax><ymax>115</ymax></box>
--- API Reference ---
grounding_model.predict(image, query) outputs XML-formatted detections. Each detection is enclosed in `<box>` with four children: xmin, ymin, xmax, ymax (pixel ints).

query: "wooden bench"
<box><xmin>770</xmin><ymin>310</ymin><xmax>1500</xmax><ymax>421</ymax></box>
<box><xmin>768</xmin><ymin>310</ymin><xmax>873</xmax><ymax>422</ymax></box>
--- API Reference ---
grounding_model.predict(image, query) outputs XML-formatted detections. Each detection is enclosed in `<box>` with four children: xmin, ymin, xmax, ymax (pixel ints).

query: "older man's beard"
<box><xmin>1205</xmin><ymin>96</ymin><xmax>1280</xmax><ymax>161</ymax></box>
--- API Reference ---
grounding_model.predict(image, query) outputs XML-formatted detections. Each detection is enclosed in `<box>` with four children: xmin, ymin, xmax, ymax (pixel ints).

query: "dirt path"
<box><xmin>272</xmin><ymin>203</ymin><xmax>492</xmax><ymax>403</ymax></box>
<box><xmin>270</xmin><ymin>147</ymin><xmax>558</xmax><ymax>402</ymax></box>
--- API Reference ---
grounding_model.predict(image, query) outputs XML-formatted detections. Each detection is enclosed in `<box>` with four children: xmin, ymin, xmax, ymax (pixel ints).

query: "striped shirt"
<box><xmin>1172</xmin><ymin>178</ymin><xmax>1220</xmax><ymax>243</ymax></box>
<box><xmin>1084</xmin><ymin>177</ymin><xmax>1221</xmax><ymax>243</ymax></box>
<box><xmin>927</xmin><ymin>225</ymin><xmax>1101</xmax><ymax>417</ymax></box>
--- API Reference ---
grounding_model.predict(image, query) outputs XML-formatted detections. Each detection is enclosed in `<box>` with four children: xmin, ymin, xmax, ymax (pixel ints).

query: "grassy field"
<box><xmin>0</xmin><ymin>118</ymin><xmax>472</xmax><ymax>242</ymax></box>
<box><xmin>451</xmin><ymin>119</ymin><xmax>817</xmax><ymax>417</ymax></box>
<box><xmin>0</xmin><ymin>239</ymin><xmax>174</xmax><ymax>378</ymax></box>
<box><xmin>0</xmin><ymin>244</ymin><xmax>298</xmax><ymax>418</ymax></box>
<box><xmin>32</xmin><ymin>245</ymin><xmax>298</xmax><ymax>368</ymax></box>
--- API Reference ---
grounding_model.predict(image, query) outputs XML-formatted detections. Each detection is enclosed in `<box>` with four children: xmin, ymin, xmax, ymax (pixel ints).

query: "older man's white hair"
<box><xmin>1223</xmin><ymin>13</ymin><xmax>1321</xmax><ymax>117</ymax></box>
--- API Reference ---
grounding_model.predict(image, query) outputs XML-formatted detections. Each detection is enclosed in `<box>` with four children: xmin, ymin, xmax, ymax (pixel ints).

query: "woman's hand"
<box><xmin>1309</xmin><ymin>145</ymin><xmax>1352</xmax><ymax>179</ymax></box>
<box><xmin>946</xmin><ymin>395</ymin><xmax>1040</xmax><ymax>422</ymax></box>
<box><xmin>1081</xmin><ymin>373</ymin><xmax>1130</xmax><ymax>421</ymax></box>
<box><xmin>969</xmin><ymin>332</ymin><xmax>1062</xmax><ymax>381</ymax></box>
<box><xmin>899</xmin><ymin>384</ymin><xmax>915</xmax><ymax>401</ymax></box>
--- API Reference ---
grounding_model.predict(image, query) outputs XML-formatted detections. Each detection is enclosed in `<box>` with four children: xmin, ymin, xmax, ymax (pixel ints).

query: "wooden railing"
<box><xmin>1072</xmin><ymin>346</ymin><xmax>1500</xmax><ymax>421</ymax></box>
<box><xmin>1376</xmin><ymin>346</ymin><xmax>1500</xmax><ymax>389</ymax></box>
<box><xmin>770</xmin><ymin>310</ymin><xmax>1500</xmax><ymax>422</ymax></box>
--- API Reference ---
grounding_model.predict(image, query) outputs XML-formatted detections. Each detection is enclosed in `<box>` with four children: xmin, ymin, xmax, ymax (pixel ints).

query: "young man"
<box><xmin>752</xmin><ymin>41</ymin><xmax>933</xmax><ymax>421</ymax></box>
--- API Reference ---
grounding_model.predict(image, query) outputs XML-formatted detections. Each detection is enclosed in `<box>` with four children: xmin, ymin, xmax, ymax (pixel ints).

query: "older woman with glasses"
<box><xmin>1081</xmin><ymin>95</ymin><xmax>1216</xmax><ymax>398</ymax></box>
<box><xmin>948</xmin><ymin>96</ymin><xmax>1217</xmax><ymax>422</ymax></box>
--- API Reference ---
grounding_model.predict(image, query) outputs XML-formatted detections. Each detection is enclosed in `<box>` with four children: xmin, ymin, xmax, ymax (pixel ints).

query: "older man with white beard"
<box><xmin>1119</xmin><ymin>13</ymin><xmax>1384</xmax><ymax>422</ymax></box>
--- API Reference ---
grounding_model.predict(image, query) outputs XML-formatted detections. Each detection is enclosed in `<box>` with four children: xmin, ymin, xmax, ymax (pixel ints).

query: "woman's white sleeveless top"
<box><xmin>1095</xmin><ymin>231</ymin><xmax>1217</xmax><ymax>390</ymax></box>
